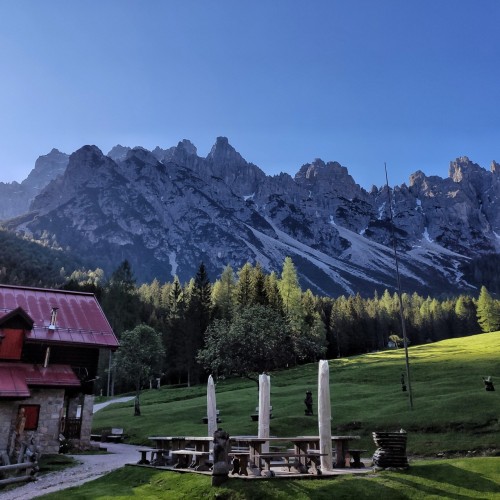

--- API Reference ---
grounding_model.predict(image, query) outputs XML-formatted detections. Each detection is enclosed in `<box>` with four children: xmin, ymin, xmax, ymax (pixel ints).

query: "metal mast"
<box><xmin>385</xmin><ymin>163</ymin><xmax>414</xmax><ymax>410</ymax></box>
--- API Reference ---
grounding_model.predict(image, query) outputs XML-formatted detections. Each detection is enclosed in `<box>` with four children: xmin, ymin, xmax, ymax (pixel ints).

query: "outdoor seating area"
<box><xmin>139</xmin><ymin>434</ymin><xmax>367</xmax><ymax>478</ymax></box>
<box><xmin>127</xmin><ymin>366</ymin><xmax>375</xmax><ymax>481</ymax></box>
<box><xmin>201</xmin><ymin>409</ymin><xmax>221</xmax><ymax>424</ymax></box>
<box><xmin>250</xmin><ymin>406</ymin><xmax>273</xmax><ymax>421</ymax></box>
<box><xmin>90</xmin><ymin>427</ymin><xmax>125</xmax><ymax>443</ymax></box>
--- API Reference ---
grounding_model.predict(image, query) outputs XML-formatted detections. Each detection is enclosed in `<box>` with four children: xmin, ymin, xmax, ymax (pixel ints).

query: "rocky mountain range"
<box><xmin>0</xmin><ymin>149</ymin><xmax>69</xmax><ymax>219</ymax></box>
<box><xmin>1</xmin><ymin>137</ymin><xmax>499</xmax><ymax>296</ymax></box>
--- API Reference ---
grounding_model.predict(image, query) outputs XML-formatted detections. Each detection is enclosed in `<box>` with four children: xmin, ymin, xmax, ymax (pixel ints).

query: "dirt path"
<box><xmin>92</xmin><ymin>396</ymin><xmax>135</xmax><ymax>413</ymax></box>
<box><xmin>1</xmin><ymin>442</ymin><xmax>142</xmax><ymax>500</ymax></box>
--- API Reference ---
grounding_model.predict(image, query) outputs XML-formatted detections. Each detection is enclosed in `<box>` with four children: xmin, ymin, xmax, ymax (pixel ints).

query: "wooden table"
<box><xmin>231</xmin><ymin>436</ymin><xmax>325</xmax><ymax>474</ymax></box>
<box><xmin>147</xmin><ymin>434</ymin><xmax>360</xmax><ymax>472</ymax></box>
<box><xmin>148</xmin><ymin>436</ymin><xmax>213</xmax><ymax>470</ymax></box>
<box><xmin>296</xmin><ymin>435</ymin><xmax>360</xmax><ymax>467</ymax></box>
<box><xmin>230</xmin><ymin>436</ymin><xmax>267</xmax><ymax>469</ymax></box>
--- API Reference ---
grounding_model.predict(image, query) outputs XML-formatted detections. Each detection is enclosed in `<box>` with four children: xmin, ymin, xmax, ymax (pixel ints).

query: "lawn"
<box><xmin>26</xmin><ymin>332</ymin><xmax>500</xmax><ymax>499</ymax></box>
<box><xmin>92</xmin><ymin>331</ymin><xmax>500</xmax><ymax>456</ymax></box>
<box><xmin>39</xmin><ymin>457</ymin><xmax>500</xmax><ymax>499</ymax></box>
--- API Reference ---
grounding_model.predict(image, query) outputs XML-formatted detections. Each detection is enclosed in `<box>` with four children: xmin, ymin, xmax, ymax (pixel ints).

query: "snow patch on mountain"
<box><xmin>423</xmin><ymin>228</ymin><xmax>433</xmax><ymax>242</ymax></box>
<box><xmin>169</xmin><ymin>251</ymin><xmax>178</xmax><ymax>277</ymax></box>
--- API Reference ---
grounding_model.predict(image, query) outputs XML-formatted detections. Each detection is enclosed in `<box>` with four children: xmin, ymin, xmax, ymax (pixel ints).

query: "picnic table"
<box><xmin>146</xmin><ymin>434</ymin><xmax>362</xmax><ymax>474</ymax></box>
<box><xmin>299</xmin><ymin>435</ymin><xmax>361</xmax><ymax>468</ymax></box>
<box><xmin>148</xmin><ymin>436</ymin><xmax>213</xmax><ymax>470</ymax></box>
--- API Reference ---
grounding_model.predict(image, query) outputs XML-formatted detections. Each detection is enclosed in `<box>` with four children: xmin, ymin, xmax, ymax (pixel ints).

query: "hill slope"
<box><xmin>93</xmin><ymin>332</ymin><xmax>500</xmax><ymax>456</ymax></box>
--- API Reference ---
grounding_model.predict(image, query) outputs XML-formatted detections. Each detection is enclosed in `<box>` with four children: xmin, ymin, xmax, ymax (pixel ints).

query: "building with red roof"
<box><xmin>0</xmin><ymin>284</ymin><xmax>118</xmax><ymax>458</ymax></box>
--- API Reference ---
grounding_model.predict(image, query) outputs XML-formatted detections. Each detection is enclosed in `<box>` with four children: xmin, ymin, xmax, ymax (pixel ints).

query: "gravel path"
<box><xmin>1</xmin><ymin>442</ymin><xmax>142</xmax><ymax>499</ymax></box>
<box><xmin>92</xmin><ymin>396</ymin><xmax>135</xmax><ymax>413</ymax></box>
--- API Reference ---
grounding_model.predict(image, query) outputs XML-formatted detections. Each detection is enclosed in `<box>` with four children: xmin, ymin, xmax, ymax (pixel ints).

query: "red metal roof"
<box><xmin>0</xmin><ymin>285</ymin><xmax>118</xmax><ymax>349</ymax></box>
<box><xmin>0</xmin><ymin>363</ymin><xmax>81</xmax><ymax>397</ymax></box>
<box><xmin>24</xmin><ymin>364</ymin><xmax>82</xmax><ymax>387</ymax></box>
<box><xmin>0</xmin><ymin>364</ymin><xmax>30</xmax><ymax>397</ymax></box>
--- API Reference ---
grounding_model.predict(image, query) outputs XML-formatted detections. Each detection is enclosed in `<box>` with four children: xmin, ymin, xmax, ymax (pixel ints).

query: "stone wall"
<box><xmin>1</xmin><ymin>390</ymin><xmax>96</xmax><ymax>456</ymax></box>
<box><xmin>0</xmin><ymin>388</ymin><xmax>65</xmax><ymax>456</ymax></box>
<box><xmin>79</xmin><ymin>394</ymin><xmax>94</xmax><ymax>448</ymax></box>
<box><xmin>0</xmin><ymin>401</ymin><xmax>16</xmax><ymax>453</ymax></box>
<box><xmin>23</xmin><ymin>388</ymin><xmax>65</xmax><ymax>455</ymax></box>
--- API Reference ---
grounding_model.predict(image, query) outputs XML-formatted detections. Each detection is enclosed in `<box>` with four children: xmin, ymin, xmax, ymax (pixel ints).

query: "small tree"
<box><xmin>197</xmin><ymin>304</ymin><xmax>294</xmax><ymax>385</ymax></box>
<box><xmin>388</xmin><ymin>334</ymin><xmax>403</xmax><ymax>348</ymax></box>
<box><xmin>476</xmin><ymin>286</ymin><xmax>500</xmax><ymax>333</ymax></box>
<box><xmin>113</xmin><ymin>324</ymin><xmax>164</xmax><ymax>414</ymax></box>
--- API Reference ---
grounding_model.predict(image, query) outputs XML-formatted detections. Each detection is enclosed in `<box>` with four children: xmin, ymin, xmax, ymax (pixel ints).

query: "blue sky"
<box><xmin>1</xmin><ymin>0</ymin><xmax>499</xmax><ymax>189</ymax></box>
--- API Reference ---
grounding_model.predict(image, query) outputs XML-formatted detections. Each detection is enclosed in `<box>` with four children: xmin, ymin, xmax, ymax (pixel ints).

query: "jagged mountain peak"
<box><xmin>151</xmin><ymin>139</ymin><xmax>198</xmax><ymax>165</ymax></box>
<box><xmin>449</xmin><ymin>156</ymin><xmax>486</xmax><ymax>183</ymax></box>
<box><xmin>125</xmin><ymin>146</ymin><xmax>158</xmax><ymax>163</ymax></box>
<box><xmin>294</xmin><ymin>158</ymin><xmax>365</xmax><ymax>201</ymax></box>
<box><xmin>1</xmin><ymin>139</ymin><xmax>498</xmax><ymax>297</ymax></box>
<box><xmin>65</xmin><ymin>145</ymin><xmax>109</xmax><ymax>179</ymax></box>
<box><xmin>23</xmin><ymin>148</ymin><xmax>69</xmax><ymax>185</ymax></box>
<box><xmin>206</xmin><ymin>136</ymin><xmax>246</xmax><ymax>166</ymax></box>
<box><xmin>295</xmin><ymin>158</ymin><xmax>349</xmax><ymax>181</ymax></box>
<box><xmin>71</xmin><ymin>144</ymin><xmax>104</xmax><ymax>160</ymax></box>
<box><xmin>176</xmin><ymin>139</ymin><xmax>197</xmax><ymax>156</ymax></box>
<box><xmin>107</xmin><ymin>144</ymin><xmax>131</xmax><ymax>162</ymax></box>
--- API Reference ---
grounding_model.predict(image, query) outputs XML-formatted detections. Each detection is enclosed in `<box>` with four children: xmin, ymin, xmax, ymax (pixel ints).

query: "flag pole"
<box><xmin>385</xmin><ymin>163</ymin><xmax>414</xmax><ymax>410</ymax></box>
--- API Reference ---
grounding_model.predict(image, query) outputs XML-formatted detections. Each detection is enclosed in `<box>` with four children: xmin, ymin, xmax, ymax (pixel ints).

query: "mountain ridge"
<box><xmin>0</xmin><ymin>137</ymin><xmax>498</xmax><ymax>296</ymax></box>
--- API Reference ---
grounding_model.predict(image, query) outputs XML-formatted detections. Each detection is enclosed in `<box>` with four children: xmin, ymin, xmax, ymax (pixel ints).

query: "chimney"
<box><xmin>49</xmin><ymin>307</ymin><xmax>58</xmax><ymax>331</ymax></box>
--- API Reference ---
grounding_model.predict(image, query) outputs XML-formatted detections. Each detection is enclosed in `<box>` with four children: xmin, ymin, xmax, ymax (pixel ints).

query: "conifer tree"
<box><xmin>250</xmin><ymin>262</ymin><xmax>268</xmax><ymax>306</ymax></box>
<box><xmin>235</xmin><ymin>262</ymin><xmax>253</xmax><ymax>308</ymax></box>
<box><xmin>454</xmin><ymin>295</ymin><xmax>478</xmax><ymax>335</ymax></box>
<box><xmin>102</xmin><ymin>260</ymin><xmax>141</xmax><ymax>337</ymax></box>
<box><xmin>476</xmin><ymin>286</ymin><xmax>500</xmax><ymax>333</ymax></box>
<box><xmin>184</xmin><ymin>263</ymin><xmax>212</xmax><ymax>385</ymax></box>
<box><xmin>212</xmin><ymin>264</ymin><xmax>236</xmax><ymax>320</ymax></box>
<box><xmin>165</xmin><ymin>276</ymin><xmax>185</xmax><ymax>383</ymax></box>
<box><xmin>265</xmin><ymin>271</ymin><xmax>284</xmax><ymax>314</ymax></box>
<box><xmin>278</xmin><ymin>257</ymin><xmax>304</xmax><ymax>331</ymax></box>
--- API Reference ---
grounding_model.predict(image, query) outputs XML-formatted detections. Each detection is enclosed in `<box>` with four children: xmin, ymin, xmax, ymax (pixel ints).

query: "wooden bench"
<box><xmin>201</xmin><ymin>409</ymin><xmax>221</xmax><ymax>424</ymax></box>
<box><xmin>170</xmin><ymin>449</ymin><xmax>211</xmax><ymax>471</ymax></box>
<box><xmin>250</xmin><ymin>406</ymin><xmax>273</xmax><ymax>421</ymax></box>
<box><xmin>348</xmin><ymin>449</ymin><xmax>367</xmax><ymax>468</ymax></box>
<box><xmin>258</xmin><ymin>451</ymin><xmax>325</xmax><ymax>475</ymax></box>
<box><xmin>137</xmin><ymin>449</ymin><xmax>153</xmax><ymax>465</ymax></box>
<box><xmin>229</xmin><ymin>450</ymin><xmax>250</xmax><ymax>476</ymax></box>
<box><xmin>91</xmin><ymin>427</ymin><xmax>125</xmax><ymax>442</ymax></box>
<box><xmin>150</xmin><ymin>448</ymin><xmax>169</xmax><ymax>466</ymax></box>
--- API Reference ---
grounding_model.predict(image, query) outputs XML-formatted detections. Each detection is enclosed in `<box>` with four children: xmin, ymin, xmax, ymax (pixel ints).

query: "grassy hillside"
<box><xmin>93</xmin><ymin>332</ymin><xmax>500</xmax><ymax>456</ymax></box>
<box><xmin>40</xmin><ymin>457</ymin><xmax>500</xmax><ymax>499</ymax></box>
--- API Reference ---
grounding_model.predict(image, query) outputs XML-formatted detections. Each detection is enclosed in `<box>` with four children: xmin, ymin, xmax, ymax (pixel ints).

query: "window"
<box><xmin>0</xmin><ymin>328</ymin><xmax>24</xmax><ymax>360</ymax></box>
<box><xmin>19</xmin><ymin>404</ymin><xmax>40</xmax><ymax>431</ymax></box>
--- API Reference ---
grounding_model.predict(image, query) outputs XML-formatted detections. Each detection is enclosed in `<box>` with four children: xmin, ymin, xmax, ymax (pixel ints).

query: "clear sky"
<box><xmin>1</xmin><ymin>0</ymin><xmax>499</xmax><ymax>189</ymax></box>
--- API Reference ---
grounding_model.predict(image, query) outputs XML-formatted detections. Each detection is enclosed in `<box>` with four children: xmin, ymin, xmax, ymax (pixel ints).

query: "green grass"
<box><xmin>34</xmin><ymin>332</ymin><xmax>500</xmax><ymax>499</ymax></box>
<box><xmin>39</xmin><ymin>457</ymin><xmax>500</xmax><ymax>499</ymax></box>
<box><xmin>93</xmin><ymin>331</ymin><xmax>500</xmax><ymax>456</ymax></box>
<box><xmin>38</xmin><ymin>454</ymin><xmax>77</xmax><ymax>473</ymax></box>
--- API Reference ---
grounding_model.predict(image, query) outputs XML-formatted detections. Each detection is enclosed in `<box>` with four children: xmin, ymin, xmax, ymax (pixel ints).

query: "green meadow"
<box><xmin>40</xmin><ymin>332</ymin><xmax>499</xmax><ymax>499</ymax></box>
<box><xmin>92</xmin><ymin>331</ymin><xmax>499</xmax><ymax>456</ymax></box>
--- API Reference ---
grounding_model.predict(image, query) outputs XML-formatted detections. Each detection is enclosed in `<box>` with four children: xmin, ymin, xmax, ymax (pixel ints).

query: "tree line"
<box><xmin>62</xmin><ymin>258</ymin><xmax>500</xmax><ymax>395</ymax></box>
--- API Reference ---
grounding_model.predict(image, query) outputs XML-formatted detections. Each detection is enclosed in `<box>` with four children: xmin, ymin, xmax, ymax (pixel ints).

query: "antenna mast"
<box><xmin>385</xmin><ymin>163</ymin><xmax>414</xmax><ymax>410</ymax></box>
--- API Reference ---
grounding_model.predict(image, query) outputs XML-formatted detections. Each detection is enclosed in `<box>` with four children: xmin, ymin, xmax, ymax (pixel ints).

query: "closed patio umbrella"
<box><xmin>318</xmin><ymin>359</ymin><xmax>333</xmax><ymax>470</ymax></box>
<box><xmin>207</xmin><ymin>374</ymin><xmax>217</xmax><ymax>440</ymax></box>
<box><xmin>258</xmin><ymin>373</ymin><xmax>271</xmax><ymax>452</ymax></box>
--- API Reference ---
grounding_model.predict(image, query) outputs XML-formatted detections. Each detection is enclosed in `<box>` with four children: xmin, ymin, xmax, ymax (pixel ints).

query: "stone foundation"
<box><xmin>0</xmin><ymin>389</ymin><xmax>95</xmax><ymax>457</ymax></box>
